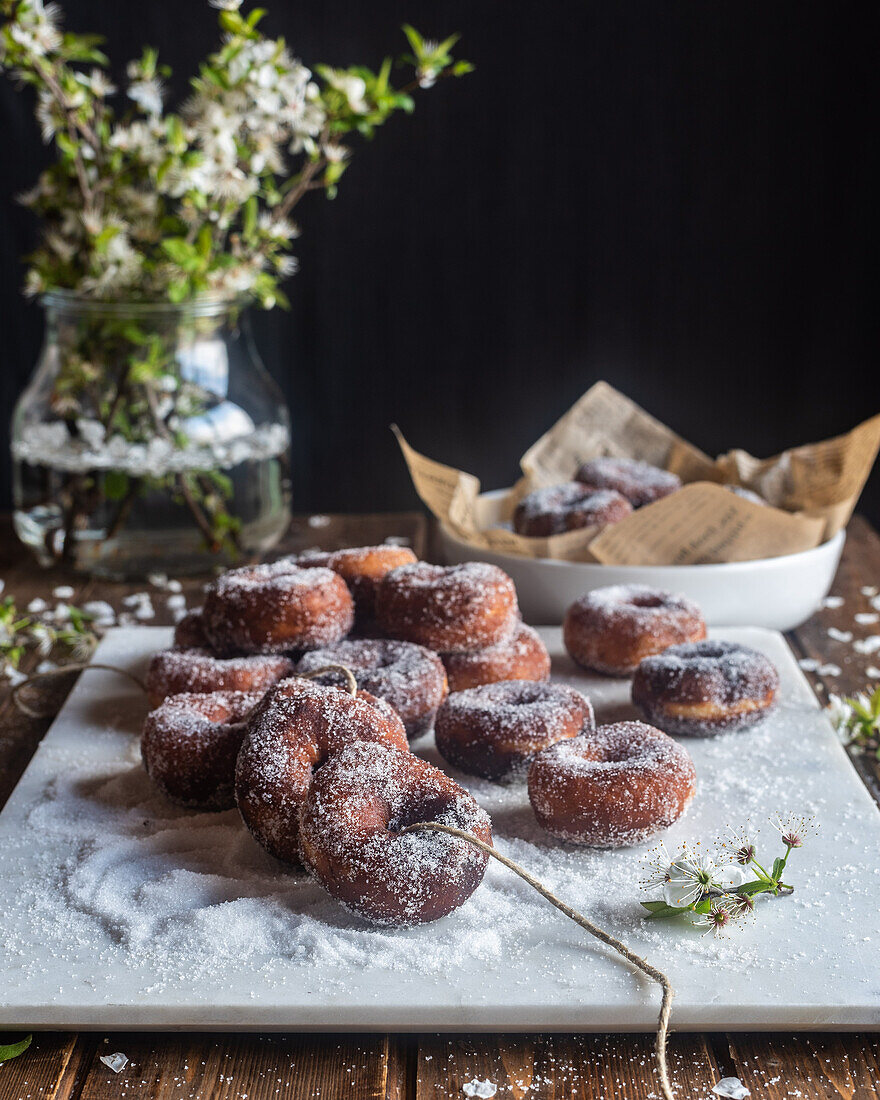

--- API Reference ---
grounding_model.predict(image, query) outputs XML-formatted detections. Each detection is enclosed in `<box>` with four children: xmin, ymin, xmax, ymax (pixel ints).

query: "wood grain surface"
<box><xmin>1</xmin><ymin>512</ymin><xmax>878</xmax><ymax>1100</ymax></box>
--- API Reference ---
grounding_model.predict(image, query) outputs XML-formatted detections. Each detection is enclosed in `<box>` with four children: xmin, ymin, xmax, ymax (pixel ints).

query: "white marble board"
<box><xmin>0</xmin><ymin>626</ymin><xmax>878</xmax><ymax>1032</ymax></box>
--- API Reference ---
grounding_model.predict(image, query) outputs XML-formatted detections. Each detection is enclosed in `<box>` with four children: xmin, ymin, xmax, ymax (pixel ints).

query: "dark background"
<box><xmin>1</xmin><ymin>1</ymin><xmax>879</xmax><ymax>520</ymax></box>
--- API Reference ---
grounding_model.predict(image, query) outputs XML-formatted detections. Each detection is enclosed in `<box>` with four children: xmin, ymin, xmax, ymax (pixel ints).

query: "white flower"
<box><xmin>257</xmin><ymin>213</ymin><xmax>299</xmax><ymax>241</ymax></box>
<box><xmin>128</xmin><ymin>77</ymin><xmax>164</xmax><ymax>116</ymax></box>
<box><xmin>769</xmin><ymin>813</ymin><xmax>816</xmax><ymax>850</ymax></box>
<box><xmin>826</xmin><ymin>693</ymin><xmax>854</xmax><ymax>732</ymax></box>
<box><xmin>662</xmin><ymin>853</ymin><xmax>747</xmax><ymax>909</ymax></box>
<box><xmin>35</xmin><ymin>90</ymin><xmax>60</xmax><ymax>142</ymax></box>
<box><xmin>694</xmin><ymin>901</ymin><xmax>740</xmax><ymax>938</ymax></box>
<box><xmin>322</xmin><ymin>142</ymin><xmax>348</xmax><ymax>164</ymax></box>
<box><xmin>274</xmin><ymin>254</ymin><xmax>298</xmax><ymax>277</ymax></box>
<box><xmin>324</xmin><ymin>70</ymin><xmax>368</xmax><ymax>113</ymax></box>
<box><xmin>76</xmin><ymin>68</ymin><xmax>116</xmax><ymax>98</ymax></box>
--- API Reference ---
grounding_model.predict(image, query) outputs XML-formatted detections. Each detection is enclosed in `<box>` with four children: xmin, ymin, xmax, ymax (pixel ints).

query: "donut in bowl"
<box><xmin>512</xmin><ymin>483</ymin><xmax>632</xmax><ymax>537</ymax></box>
<box><xmin>575</xmin><ymin>457</ymin><xmax>681</xmax><ymax>508</ymax></box>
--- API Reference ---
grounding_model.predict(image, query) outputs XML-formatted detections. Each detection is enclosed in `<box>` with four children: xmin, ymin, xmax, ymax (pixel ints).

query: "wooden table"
<box><xmin>1</xmin><ymin>513</ymin><xmax>879</xmax><ymax>1100</ymax></box>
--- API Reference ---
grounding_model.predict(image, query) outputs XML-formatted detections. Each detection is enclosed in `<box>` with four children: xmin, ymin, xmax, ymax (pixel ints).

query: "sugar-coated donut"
<box><xmin>299</xmin><ymin>741</ymin><xmax>492</xmax><ymax>925</ymax></box>
<box><xmin>146</xmin><ymin>647</ymin><xmax>294</xmax><ymax>708</ymax></box>
<box><xmin>376</xmin><ymin>562</ymin><xmax>519</xmax><ymax>654</ymax></box>
<box><xmin>631</xmin><ymin>639</ymin><xmax>780</xmax><ymax>736</ymax></box>
<box><xmin>142</xmin><ymin>690</ymin><xmax>262</xmax><ymax>810</ymax></box>
<box><xmin>564</xmin><ymin>585</ymin><xmax>706</xmax><ymax>676</ymax></box>
<box><xmin>528</xmin><ymin>721</ymin><xmax>696</xmax><ymax>847</ymax></box>
<box><xmin>326</xmin><ymin>545</ymin><xmax>418</xmax><ymax>628</ymax></box>
<box><xmin>172</xmin><ymin>608</ymin><xmax>209</xmax><ymax>649</ymax></box>
<box><xmin>296</xmin><ymin>638</ymin><xmax>447</xmax><ymax>737</ymax></box>
<box><xmin>442</xmin><ymin>622</ymin><xmax>550</xmax><ymax>693</ymax></box>
<box><xmin>513</xmin><ymin>483</ymin><xmax>632</xmax><ymax>537</ymax></box>
<box><xmin>235</xmin><ymin>678</ymin><xmax>408</xmax><ymax>864</ymax></box>
<box><xmin>434</xmin><ymin>680</ymin><xmax>594</xmax><ymax>780</ymax></box>
<box><xmin>202</xmin><ymin>563</ymin><xmax>354</xmax><ymax>654</ymax></box>
<box><xmin>575</xmin><ymin>457</ymin><xmax>682</xmax><ymax>508</ymax></box>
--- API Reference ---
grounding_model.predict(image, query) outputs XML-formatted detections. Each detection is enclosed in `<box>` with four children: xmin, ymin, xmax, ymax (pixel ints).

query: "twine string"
<box><xmin>11</xmin><ymin>663</ymin><xmax>149</xmax><ymax>718</ymax></box>
<box><xmin>10</xmin><ymin>660</ymin><xmax>361</xmax><ymax>718</ymax></box>
<box><xmin>11</xmin><ymin>659</ymin><xmax>673</xmax><ymax>1096</ymax></box>
<box><xmin>403</xmin><ymin>821</ymin><xmax>676</xmax><ymax>1100</ymax></box>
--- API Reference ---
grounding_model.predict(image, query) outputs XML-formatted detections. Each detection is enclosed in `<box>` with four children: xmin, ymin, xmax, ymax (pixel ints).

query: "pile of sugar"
<box><xmin>1</xmin><ymin>628</ymin><xmax>878</xmax><ymax>1019</ymax></box>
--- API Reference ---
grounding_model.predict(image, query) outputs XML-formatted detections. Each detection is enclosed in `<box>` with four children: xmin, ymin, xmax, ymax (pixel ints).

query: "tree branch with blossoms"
<box><xmin>0</xmin><ymin>0</ymin><xmax>471</xmax><ymax>305</ymax></box>
<box><xmin>640</xmin><ymin>814</ymin><xmax>815</xmax><ymax>936</ymax></box>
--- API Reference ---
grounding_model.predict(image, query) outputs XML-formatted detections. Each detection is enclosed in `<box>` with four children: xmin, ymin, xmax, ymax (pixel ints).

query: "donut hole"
<box><xmin>627</xmin><ymin>594</ymin><xmax>666</xmax><ymax>610</ymax></box>
<box><xmin>387</xmin><ymin>795</ymin><xmax>452</xmax><ymax>834</ymax></box>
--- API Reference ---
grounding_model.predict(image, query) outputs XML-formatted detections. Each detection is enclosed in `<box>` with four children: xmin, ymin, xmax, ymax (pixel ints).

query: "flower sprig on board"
<box><xmin>640</xmin><ymin>816</ymin><xmax>814</xmax><ymax>935</ymax></box>
<box><xmin>0</xmin><ymin>594</ymin><xmax>98</xmax><ymax>682</ymax></box>
<box><xmin>0</xmin><ymin>0</ymin><xmax>471</xmax><ymax>305</ymax></box>
<box><xmin>828</xmin><ymin>688</ymin><xmax>880</xmax><ymax>762</ymax></box>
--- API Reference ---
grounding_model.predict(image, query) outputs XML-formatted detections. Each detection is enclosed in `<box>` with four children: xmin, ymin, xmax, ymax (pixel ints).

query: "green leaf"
<box><xmin>0</xmin><ymin>1034</ymin><xmax>32</xmax><ymax>1064</ymax></box>
<box><xmin>401</xmin><ymin>24</ymin><xmax>424</xmax><ymax>56</ymax></box>
<box><xmin>736</xmin><ymin>880</ymin><xmax>772</xmax><ymax>896</ymax></box>
<box><xmin>772</xmin><ymin>857</ymin><xmax>786</xmax><ymax>882</ymax></box>
<box><xmin>641</xmin><ymin>901</ymin><xmax>688</xmax><ymax>919</ymax></box>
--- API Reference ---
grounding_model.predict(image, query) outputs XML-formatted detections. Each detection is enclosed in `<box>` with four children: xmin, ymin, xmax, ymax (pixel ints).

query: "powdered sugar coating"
<box><xmin>435</xmin><ymin>680</ymin><xmax>594</xmax><ymax>780</ymax></box>
<box><xmin>202</xmin><ymin>564</ymin><xmax>354</xmax><ymax>654</ymax></box>
<box><xmin>235</xmin><ymin>678</ymin><xmax>408</xmax><ymax>865</ymax></box>
<box><xmin>564</xmin><ymin>584</ymin><xmax>707</xmax><ymax>676</ymax></box>
<box><xmin>299</xmin><ymin>741</ymin><xmax>492</xmax><ymax>926</ymax></box>
<box><xmin>575</xmin><ymin>457</ymin><xmax>682</xmax><ymax>508</ymax></box>
<box><xmin>528</xmin><ymin>721</ymin><xmax>696</xmax><ymax>847</ymax></box>
<box><xmin>326</xmin><ymin>545</ymin><xmax>419</xmax><ymax>626</ymax></box>
<box><xmin>376</xmin><ymin>562</ymin><xmax>519</xmax><ymax>654</ymax></box>
<box><xmin>632</xmin><ymin>640</ymin><xmax>780</xmax><ymax>736</ymax></box>
<box><xmin>142</xmin><ymin>690</ymin><xmax>263</xmax><ymax>810</ymax></box>
<box><xmin>513</xmin><ymin>483</ymin><xmax>632</xmax><ymax>537</ymax></box>
<box><xmin>442</xmin><ymin>622</ymin><xmax>551</xmax><ymax>693</ymax></box>
<box><xmin>146</xmin><ymin>647</ymin><xmax>294</xmax><ymax>707</ymax></box>
<box><xmin>296</xmin><ymin>638</ymin><xmax>448</xmax><ymax>736</ymax></box>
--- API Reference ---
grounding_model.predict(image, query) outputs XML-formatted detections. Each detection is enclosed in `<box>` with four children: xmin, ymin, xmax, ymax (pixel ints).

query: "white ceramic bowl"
<box><xmin>439</xmin><ymin>510</ymin><xmax>845</xmax><ymax>631</ymax></box>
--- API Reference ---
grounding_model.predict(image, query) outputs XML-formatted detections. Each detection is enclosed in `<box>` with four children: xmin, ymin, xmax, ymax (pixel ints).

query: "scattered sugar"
<box><xmin>2</xmin><ymin>629</ymin><xmax>878</xmax><ymax>1032</ymax></box>
<box><xmin>821</xmin><ymin>596</ymin><xmax>844</xmax><ymax>609</ymax></box>
<box><xmin>855</xmin><ymin>613</ymin><xmax>879</xmax><ymax>625</ymax></box>
<box><xmin>308</xmin><ymin>515</ymin><xmax>332</xmax><ymax>528</ymax></box>
<box><xmin>827</xmin><ymin>627</ymin><xmax>853</xmax><ymax>643</ymax></box>
<box><xmin>867</xmin><ymin>667</ymin><xmax>880</xmax><ymax>679</ymax></box>
<box><xmin>27</xmin><ymin>597</ymin><xmax>48</xmax><ymax>613</ymax></box>
<box><xmin>853</xmin><ymin>637</ymin><xmax>880</xmax><ymax>656</ymax></box>
<box><xmin>53</xmin><ymin>585</ymin><xmax>75</xmax><ymax>599</ymax></box>
<box><xmin>860</xmin><ymin>586</ymin><xmax>878</xmax><ymax>598</ymax></box>
<box><xmin>797</xmin><ymin>658</ymin><xmax>819</xmax><ymax>671</ymax></box>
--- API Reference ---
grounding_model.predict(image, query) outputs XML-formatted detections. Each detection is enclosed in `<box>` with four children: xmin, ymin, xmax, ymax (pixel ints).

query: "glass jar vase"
<box><xmin>11</xmin><ymin>293</ymin><xmax>291</xmax><ymax>579</ymax></box>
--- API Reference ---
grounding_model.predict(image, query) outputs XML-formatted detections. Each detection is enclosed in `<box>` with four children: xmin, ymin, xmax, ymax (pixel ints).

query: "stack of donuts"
<box><xmin>511</xmin><ymin>455</ymin><xmax>766</xmax><ymax>539</ymax></box>
<box><xmin>139</xmin><ymin>541</ymin><xmax>779</xmax><ymax>928</ymax></box>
